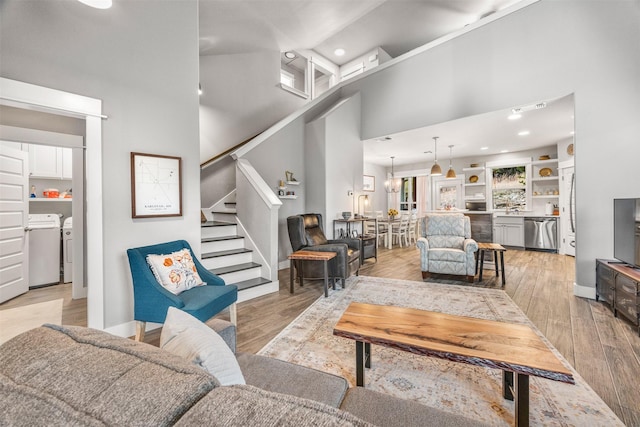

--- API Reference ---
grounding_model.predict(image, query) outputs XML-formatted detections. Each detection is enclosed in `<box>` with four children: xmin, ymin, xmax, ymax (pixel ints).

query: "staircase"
<box><xmin>200</xmin><ymin>202</ymin><xmax>276</xmax><ymax>302</ymax></box>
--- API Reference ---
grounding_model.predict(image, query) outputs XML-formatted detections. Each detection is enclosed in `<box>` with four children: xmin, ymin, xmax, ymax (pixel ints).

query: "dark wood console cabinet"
<box><xmin>596</xmin><ymin>259</ymin><xmax>640</xmax><ymax>335</ymax></box>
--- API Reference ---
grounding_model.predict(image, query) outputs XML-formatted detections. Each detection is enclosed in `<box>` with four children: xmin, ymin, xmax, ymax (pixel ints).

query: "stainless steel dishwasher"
<box><xmin>524</xmin><ymin>217</ymin><xmax>558</xmax><ymax>251</ymax></box>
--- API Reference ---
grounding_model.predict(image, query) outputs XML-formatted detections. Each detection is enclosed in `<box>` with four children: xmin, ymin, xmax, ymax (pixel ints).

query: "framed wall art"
<box><xmin>363</xmin><ymin>175</ymin><xmax>375</xmax><ymax>192</ymax></box>
<box><xmin>131</xmin><ymin>152</ymin><xmax>182</xmax><ymax>218</ymax></box>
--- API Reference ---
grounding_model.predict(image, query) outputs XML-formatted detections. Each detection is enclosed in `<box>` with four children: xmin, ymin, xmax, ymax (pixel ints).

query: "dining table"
<box><xmin>376</xmin><ymin>217</ymin><xmax>400</xmax><ymax>249</ymax></box>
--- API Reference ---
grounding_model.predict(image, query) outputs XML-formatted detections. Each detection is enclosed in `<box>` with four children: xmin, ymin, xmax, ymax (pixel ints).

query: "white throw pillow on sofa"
<box><xmin>160</xmin><ymin>307</ymin><xmax>245</xmax><ymax>385</ymax></box>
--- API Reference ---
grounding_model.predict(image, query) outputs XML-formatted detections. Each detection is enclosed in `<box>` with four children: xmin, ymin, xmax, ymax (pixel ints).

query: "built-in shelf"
<box><xmin>286</xmin><ymin>181</ymin><xmax>300</xmax><ymax>186</ymax></box>
<box><xmin>531</xmin><ymin>158</ymin><xmax>558</xmax><ymax>165</ymax></box>
<box><xmin>278</xmin><ymin>195</ymin><xmax>298</xmax><ymax>200</ymax></box>
<box><xmin>531</xmin><ymin>176</ymin><xmax>558</xmax><ymax>182</ymax></box>
<box><xmin>464</xmin><ymin>182</ymin><xmax>485</xmax><ymax>187</ymax></box>
<box><xmin>29</xmin><ymin>198</ymin><xmax>72</xmax><ymax>202</ymax></box>
<box><xmin>532</xmin><ymin>195</ymin><xmax>559</xmax><ymax>199</ymax></box>
<box><xmin>462</xmin><ymin>166</ymin><xmax>485</xmax><ymax>172</ymax></box>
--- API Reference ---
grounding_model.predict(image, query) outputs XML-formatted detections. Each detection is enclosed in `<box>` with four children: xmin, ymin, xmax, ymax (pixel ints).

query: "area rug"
<box><xmin>0</xmin><ymin>299</ymin><xmax>63</xmax><ymax>345</ymax></box>
<box><xmin>259</xmin><ymin>276</ymin><xmax>622</xmax><ymax>426</ymax></box>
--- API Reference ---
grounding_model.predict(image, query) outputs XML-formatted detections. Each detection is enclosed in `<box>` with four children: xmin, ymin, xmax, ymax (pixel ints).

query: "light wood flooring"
<box><xmin>2</xmin><ymin>247</ymin><xmax>638</xmax><ymax>426</ymax></box>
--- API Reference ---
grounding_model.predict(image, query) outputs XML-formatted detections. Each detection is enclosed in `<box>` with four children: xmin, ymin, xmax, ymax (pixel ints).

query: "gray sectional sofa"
<box><xmin>0</xmin><ymin>321</ymin><xmax>486</xmax><ymax>426</ymax></box>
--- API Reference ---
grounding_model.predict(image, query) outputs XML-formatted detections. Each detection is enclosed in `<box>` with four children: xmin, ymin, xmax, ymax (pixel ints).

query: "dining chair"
<box><xmin>365</xmin><ymin>218</ymin><xmax>388</xmax><ymax>247</ymax></box>
<box><xmin>408</xmin><ymin>216</ymin><xmax>418</xmax><ymax>245</ymax></box>
<box><xmin>391</xmin><ymin>215</ymin><xmax>410</xmax><ymax>247</ymax></box>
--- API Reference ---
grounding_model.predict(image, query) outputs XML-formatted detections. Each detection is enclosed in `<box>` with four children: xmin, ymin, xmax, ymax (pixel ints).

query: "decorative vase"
<box><xmin>342</xmin><ymin>211</ymin><xmax>351</xmax><ymax>220</ymax></box>
<box><xmin>390</xmin><ymin>215</ymin><xmax>395</xmax><ymax>221</ymax></box>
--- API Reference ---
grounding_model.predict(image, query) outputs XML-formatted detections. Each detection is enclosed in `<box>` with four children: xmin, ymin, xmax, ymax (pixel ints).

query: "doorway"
<box><xmin>0</xmin><ymin>77</ymin><xmax>105</xmax><ymax>330</ymax></box>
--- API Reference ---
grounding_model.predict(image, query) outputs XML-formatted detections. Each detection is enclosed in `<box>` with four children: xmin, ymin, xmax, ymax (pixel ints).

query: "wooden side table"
<box><xmin>476</xmin><ymin>242</ymin><xmax>507</xmax><ymax>286</ymax></box>
<box><xmin>288</xmin><ymin>250</ymin><xmax>337</xmax><ymax>298</ymax></box>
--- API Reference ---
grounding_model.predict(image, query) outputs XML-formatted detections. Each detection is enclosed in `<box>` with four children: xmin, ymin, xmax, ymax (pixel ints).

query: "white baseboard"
<box><xmin>278</xmin><ymin>260</ymin><xmax>291</xmax><ymax>270</ymax></box>
<box><xmin>573</xmin><ymin>282</ymin><xmax>596</xmax><ymax>300</ymax></box>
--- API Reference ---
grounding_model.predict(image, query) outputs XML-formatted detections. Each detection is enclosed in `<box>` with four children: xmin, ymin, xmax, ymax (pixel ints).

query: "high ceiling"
<box><xmin>198</xmin><ymin>1</ymin><xmax>575</xmax><ymax>168</ymax></box>
<box><xmin>199</xmin><ymin>0</ymin><xmax>522</xmax><ymax>64</ymax></box>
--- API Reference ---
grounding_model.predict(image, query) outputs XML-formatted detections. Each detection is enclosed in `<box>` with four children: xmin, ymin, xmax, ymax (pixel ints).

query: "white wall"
<box><xmin>305</xmin><ymin>94</ymin><xmax>362</xmax><ymax>239</ymax></box>
<box><xmin>0</xmin><ymin>0</ymin><xmax>201</xmax><ymax>329</ymax></box>
<box><xmin>243</xmin><ymin>117</ymin><xmax>307</xmax><ymax>261</ymax></box>
<box><xmin>343</xmin><ymin>0</ymin><xmax>640</xmax><ymax>294</ymax></box>
<box><xmin>325</xmin><ymin>94</ymin><xmax>363</xmax><ymax>230</ymax></box>
<box><xmin>199</xmin><ymin>51</ymin><xmax>308</xmax><ymax>207</ymax></box>
<box><xmin>363</xmin><ymin>162</ymin><xmax>387</xmax><ymax>214</ymax></box>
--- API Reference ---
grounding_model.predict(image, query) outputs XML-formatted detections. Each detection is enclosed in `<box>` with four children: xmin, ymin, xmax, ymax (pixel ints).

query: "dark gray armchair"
<box><xmin>287</xmin><ymin>213</ymin><xmax>360</xmax><ymax>287</ymax></box>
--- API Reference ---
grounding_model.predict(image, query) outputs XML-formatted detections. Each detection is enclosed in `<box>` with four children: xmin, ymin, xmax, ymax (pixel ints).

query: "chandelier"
<box><xmin>384</xmin><ymin>156</ymin><xmax>401</xmax><ymax>193</ymax></box>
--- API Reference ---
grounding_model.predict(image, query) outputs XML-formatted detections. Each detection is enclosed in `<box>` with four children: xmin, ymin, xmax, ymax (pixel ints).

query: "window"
<box><xmin>491</xmin><ymin>166</ymin><xmax>527</xmax><ymax>211</ymax></box>
<box><xmin>280</xmin><ymin>51</ymin><xmax>308</xmax><ymax>97</ymax></box>
<box><xmin>280</xmin><ymin>69</ymin><xmax>295</xmax><ymax>88</ymax></box>
<box><xmin>400</xmin><ymin>177</ymin><xmax>417</xmax><ymax>212</ymax></box>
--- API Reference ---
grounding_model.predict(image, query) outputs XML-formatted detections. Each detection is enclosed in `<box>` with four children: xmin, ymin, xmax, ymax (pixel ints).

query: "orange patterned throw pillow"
<box><xmin>146</xmin><ymin>249</ymin><xmax>204</xmax><ymax>295</ymax></box>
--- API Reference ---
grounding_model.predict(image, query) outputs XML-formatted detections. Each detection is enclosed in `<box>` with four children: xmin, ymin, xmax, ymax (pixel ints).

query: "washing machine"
<box><xmin>63</xmin><ymin>217</ymin><xmax>73</xmax><ymax>283</ymax></box>
<box><xmin>28</xmin><ymin>213</ymin><xmax>61</xmax><ymax>288</ymax></box>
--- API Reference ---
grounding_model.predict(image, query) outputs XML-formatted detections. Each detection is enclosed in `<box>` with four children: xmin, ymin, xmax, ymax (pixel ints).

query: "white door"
<box><xmin>560</xmin><ymin>166</ymin><xmax>576</xmax><ymax>256</ymax></box>
<box><xmin>0</xmin><ymin>145</ymin><xmax>29</xmax><ymax>303</ymax></box>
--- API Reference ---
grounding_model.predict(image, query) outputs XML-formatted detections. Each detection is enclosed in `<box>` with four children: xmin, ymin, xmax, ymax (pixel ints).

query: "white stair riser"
<box><xmin>201</xmin><ymin>225</ymin><xmax>237</xmax><ymax>239</ymax></box>
<box><xmin>201</xmin><ymin>238</ymin><xmax>244</xmax><ymax>253</ymax></box>
<box><xmin>201</xmin><ymin>252</ymin><xmax>253</xmax><ymax>270</ymax></box>
<box><xmin>218</xmin><ymin>267</ymin><xmax>261</xmax><ymax>284</ymax></box>
<box><xmin>213</xmin><ymin>212</ymin><xmax>236</xmax><ymax>222</ymax></box>
<box><xmin>237</xmin><ymin>281</ymin><xmax>279</xmax><ymax>303</ymax></box>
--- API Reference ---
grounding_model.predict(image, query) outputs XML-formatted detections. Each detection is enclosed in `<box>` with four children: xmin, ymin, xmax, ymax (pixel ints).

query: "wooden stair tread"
<box><xmin>210</xmin><ymin>262</ymin><xmax>261</xmax><ymax>275</ymax></box>
<box><xmin>234</xmin><ymin>277</ymin><xmax>271</xmax><ymax>291</ymax></box>
<box><xmin>201</xmin><ymin>235</ymin><xmax>243</xmax><ymax>243</ymax></box>
<box><xmin>202</xmin><ymin>248</ymin><xmax>252</xmax><ymax>259</ymax></box>
<box><xmin>201</xmin><ymin>221</ymin><xmax>236</xmax><ymax>227</ymax></box>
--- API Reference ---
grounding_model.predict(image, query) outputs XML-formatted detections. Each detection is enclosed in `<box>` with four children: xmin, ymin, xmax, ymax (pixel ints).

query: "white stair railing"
<box><xmin>235</xmin><ymin>158</ymin><xmax>282</xmax><ymax>283</ymax></box>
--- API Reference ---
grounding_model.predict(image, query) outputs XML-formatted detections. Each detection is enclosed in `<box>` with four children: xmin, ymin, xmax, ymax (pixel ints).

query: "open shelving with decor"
<box><xmin>531</xmin><ymin>161</ymin><xmax>559</xmax><ymax>199</ymax></box>
<box><xmin>276</xmin><ymin>177</ymin><xmax>301</xmax><ymax>200</ymax></box>
<box><xmin>462</xmin><ymin>166</ymin><xmax>486</xmax><ymax>201</ymax></box>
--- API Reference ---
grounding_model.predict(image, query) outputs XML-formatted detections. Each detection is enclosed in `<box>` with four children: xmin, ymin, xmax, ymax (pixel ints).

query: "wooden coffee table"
<box><xmin>288</xmin><ymin>250</ymin><xmax>336</xmax><ymax>298</ymax></box>
<box><xmin>333</xmin><ymin>302</ymin><xmax>574</xmax><ymax>427</ymax></box>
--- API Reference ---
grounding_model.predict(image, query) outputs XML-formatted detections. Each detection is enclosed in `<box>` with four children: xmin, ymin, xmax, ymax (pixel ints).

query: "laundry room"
<box><xmin>0</xmin><ymin>104</ymin><xmax>86</xmax><ymax>308</ymax></box>
<box><xmin>27</xmin><ymin>144</ymin><xmax>74</xmax><ymax>289</ymax></box>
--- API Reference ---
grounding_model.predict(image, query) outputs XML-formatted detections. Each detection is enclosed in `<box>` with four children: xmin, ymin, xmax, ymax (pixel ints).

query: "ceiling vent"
<box><xmin>512</xmin><ymin>102</ymin><xmax>547</xmax><ymax>114</ymax></box>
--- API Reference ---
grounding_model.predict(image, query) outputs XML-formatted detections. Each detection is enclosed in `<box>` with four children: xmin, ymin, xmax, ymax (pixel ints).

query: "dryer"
<box><xmin>63</xmin><ymin>217</ymin><xmax>73</xmax><ymax>283</ymax></box>
<box><xmin>28</xmin><ymin>214</ymin><xmax>61</xmax><ymax>288</ymax></box>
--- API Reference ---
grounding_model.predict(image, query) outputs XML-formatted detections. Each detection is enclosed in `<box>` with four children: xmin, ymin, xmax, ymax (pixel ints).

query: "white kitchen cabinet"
<box><xmin>61</xmin><ymin>147</ymin><xmax>72</xmax><ymax>179</ymax></box>
<box><xmin>0</xmin><ymin>140</ymin><xmax>24</xmax><ymax>152</ymax></box>
<box><xmin>29</xmin><ymin>145</ymin><xmax>72</xmax><ymax>179</ymax></box>
<box><xmin>493</xmin><ymin>216</ymin><xmax>524</xmax><ymax>247</ymax></box>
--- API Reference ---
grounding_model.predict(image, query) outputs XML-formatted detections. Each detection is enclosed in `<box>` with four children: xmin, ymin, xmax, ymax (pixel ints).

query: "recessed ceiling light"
<box><xmin>501</xmin><ymin>150</ymin><xmax>509</xmax><ymax>153</ymax></box>
<box><xmin>480</xmin><ymin>147</ymin><xmax>489</xmax><ymax>150</ymax></box>
<box><xmin>334</xmin><ymin>48</ymin><xmax>346</xmax><ymax>56</ymax></box>
<box><xmin>518</xmin><ymin>130</ymin><xmax>530</xmax><ymax>136</ymax></box>
<box><xmin>284</xmin><ymin>51</ymin><xmax>296</xmax><ymax>59</ymax></box>
<box><xmin>508</xmin><ymin>113</ymin><xmax>522</xmax><ymax>120</ymax></box>
<box><xmin>77</xmin><ymin>0</ymin><xmax>112</xmax><ymax>9</ymax></box>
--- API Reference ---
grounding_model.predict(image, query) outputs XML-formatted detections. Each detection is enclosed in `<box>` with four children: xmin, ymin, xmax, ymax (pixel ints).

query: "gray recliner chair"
<box><xmin>287</xmin><ymin>213</ymin><xmax>361</xmax><ymax>288</ymax></box>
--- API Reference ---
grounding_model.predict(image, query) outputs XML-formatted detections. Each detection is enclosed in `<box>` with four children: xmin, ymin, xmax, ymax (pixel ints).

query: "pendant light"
<box><xmin>430</xmin><ymin>137</ymin><xmax>442</xmax><ymax>176</ymax></box>
<box><xmin>446</xmin><ymin>145</ymin><xmax>457</xmax><ymax>178</ymax></box>
<box><xmin>384</xmin><ymin>156</ymin><xmax>401</xmax><ymax>193</ymax></box>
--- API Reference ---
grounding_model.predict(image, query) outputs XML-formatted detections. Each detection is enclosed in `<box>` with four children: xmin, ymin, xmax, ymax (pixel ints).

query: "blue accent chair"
<box><xmin>127</xmin><ymin>240</ymin><xmax>238</xmax><ymax>341</ymax></box>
